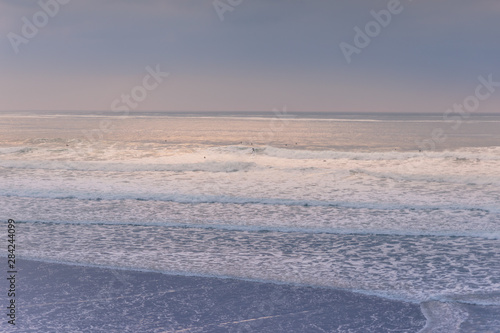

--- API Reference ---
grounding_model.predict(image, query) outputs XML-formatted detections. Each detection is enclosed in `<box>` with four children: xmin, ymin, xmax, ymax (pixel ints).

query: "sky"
<box><xmin>1</xmin><ymin>0</ymin><xmax>499</xmax><ymax>113</ymax></box>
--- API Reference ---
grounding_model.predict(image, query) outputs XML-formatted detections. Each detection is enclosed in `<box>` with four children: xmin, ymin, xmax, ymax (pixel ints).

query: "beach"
<box><xmin>1</xmin><ymin>111</ymin><xmax>499</xmax><ymax>331</ymax></box>
<box><xmin>11</xmin><ymin>258</ymin><xmax>426</xmax><ymax>332</ymax></box>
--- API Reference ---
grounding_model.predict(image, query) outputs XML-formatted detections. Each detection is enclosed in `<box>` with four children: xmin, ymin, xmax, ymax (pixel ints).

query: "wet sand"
<box><xmin>2</xmin><ymin>258</ymin><xmax>427</xmax><ymax>332</ymax></box>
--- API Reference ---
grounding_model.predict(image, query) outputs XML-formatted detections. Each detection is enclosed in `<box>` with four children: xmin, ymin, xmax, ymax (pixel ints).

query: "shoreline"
<box><xmin>5</xmin><ymin>258</ymin><xmax>427</xmax><ymax>332</ymax></box>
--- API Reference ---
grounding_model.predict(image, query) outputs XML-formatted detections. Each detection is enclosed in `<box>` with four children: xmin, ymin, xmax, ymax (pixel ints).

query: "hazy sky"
<box><xmin>1</xmin><ymin>0</ymin><xmax>499</xmax><ymax>113</ymax></box>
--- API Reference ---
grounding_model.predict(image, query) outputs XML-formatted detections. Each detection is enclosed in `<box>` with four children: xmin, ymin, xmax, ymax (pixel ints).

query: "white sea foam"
<box><xmin>14</xmin><ymin>222</ymin><xmax>500</xmax><ymax>304</ymax></box>
<box><xmin>11</xmin><ymin>218</ymin><xmax>500</xmax><ymax>240</ymax></box>
<box><xmin>419</xmin><ymin>301</ymin><xmax>469</xmax><ymax>333</ymax></box>
<box><xmin>1</xmin><ymin>144</ymin><xmax>499</xmax><ymax>233</ymax></box>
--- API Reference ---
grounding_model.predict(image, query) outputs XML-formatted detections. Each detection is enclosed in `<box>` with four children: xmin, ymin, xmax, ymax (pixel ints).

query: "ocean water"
<box><xmin>1</xmin><ymin>111</ymin><xmax>500</xmax><ymax>331</ymax></box>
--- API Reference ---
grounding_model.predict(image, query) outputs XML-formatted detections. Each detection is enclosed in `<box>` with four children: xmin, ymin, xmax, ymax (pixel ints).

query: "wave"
<box><xmin>16</xmin><ymin>219</ymin><xmax>500</xmax><ymax>239</ymax></box>
<box><xmin>1</xmin><ymin>145</ymin><xmax>499</xmax><ymax>186</ymax></box>
<box><xmin>418</xmin><ymin>301</ymin><xmax>469</xmax><ymax>333</ymax></box>
<box><xmin>0</xmin><ymin>255</ymin><xmax>467</xmax><ymax>306</ymax></box>
<box><xmin>3</xmin><ymin>143</ymin><xmax>500</xmax><ymax>160</ymax></box>
<box><xmin>1</xmin><ymin>255</ymin><xmax>423</xmax><ymax>304</ymax></box>
<box><xmin>348</xmin><ymin>168</ymin><xmax>500</xmax><ymax>186</ymax></box>
<box><xmin>2</xmin><ymin>192</ymin><xmax>499</xmax><ymax>213</ymax></box>
<box><xmin>0</xmin><ymin>146</ymin><xmax>36</xmax><ymax>154</ymax></box>
<box><xmin>0</xmin><ymin>160</ymin><xmax>256</xmax><ymax>173</ymax></box>
<box><xmin>258</xmin><ymin>146</ymin><xmax>500</xmax><ymax>161</ymax></box>
<box><xmin>8</xmin><ymin>255</ymin><xmax>500</xmax><ymax>307</ymax></box>
<box><xmin>436</xmin><ymin>293</ymin><xmax>500</xmax><ymax>307</ymax></box>
<box><xmin>10</xmin><ymin>222</ymin><xmax>500</xmax><ymax>313</ymax></box>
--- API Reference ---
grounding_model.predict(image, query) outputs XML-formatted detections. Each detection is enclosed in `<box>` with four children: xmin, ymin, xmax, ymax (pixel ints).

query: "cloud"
<box><xmin>1</xmin><ymin>0</ymin><xmax>499</xmax><ymax>112</ymax></box>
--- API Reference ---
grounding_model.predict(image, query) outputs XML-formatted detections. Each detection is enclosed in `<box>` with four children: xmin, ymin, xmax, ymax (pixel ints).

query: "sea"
<box><xmin>1</xmin><ymin>110</ymin><xmax>500</xmax><ymax>332</ymax></box>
